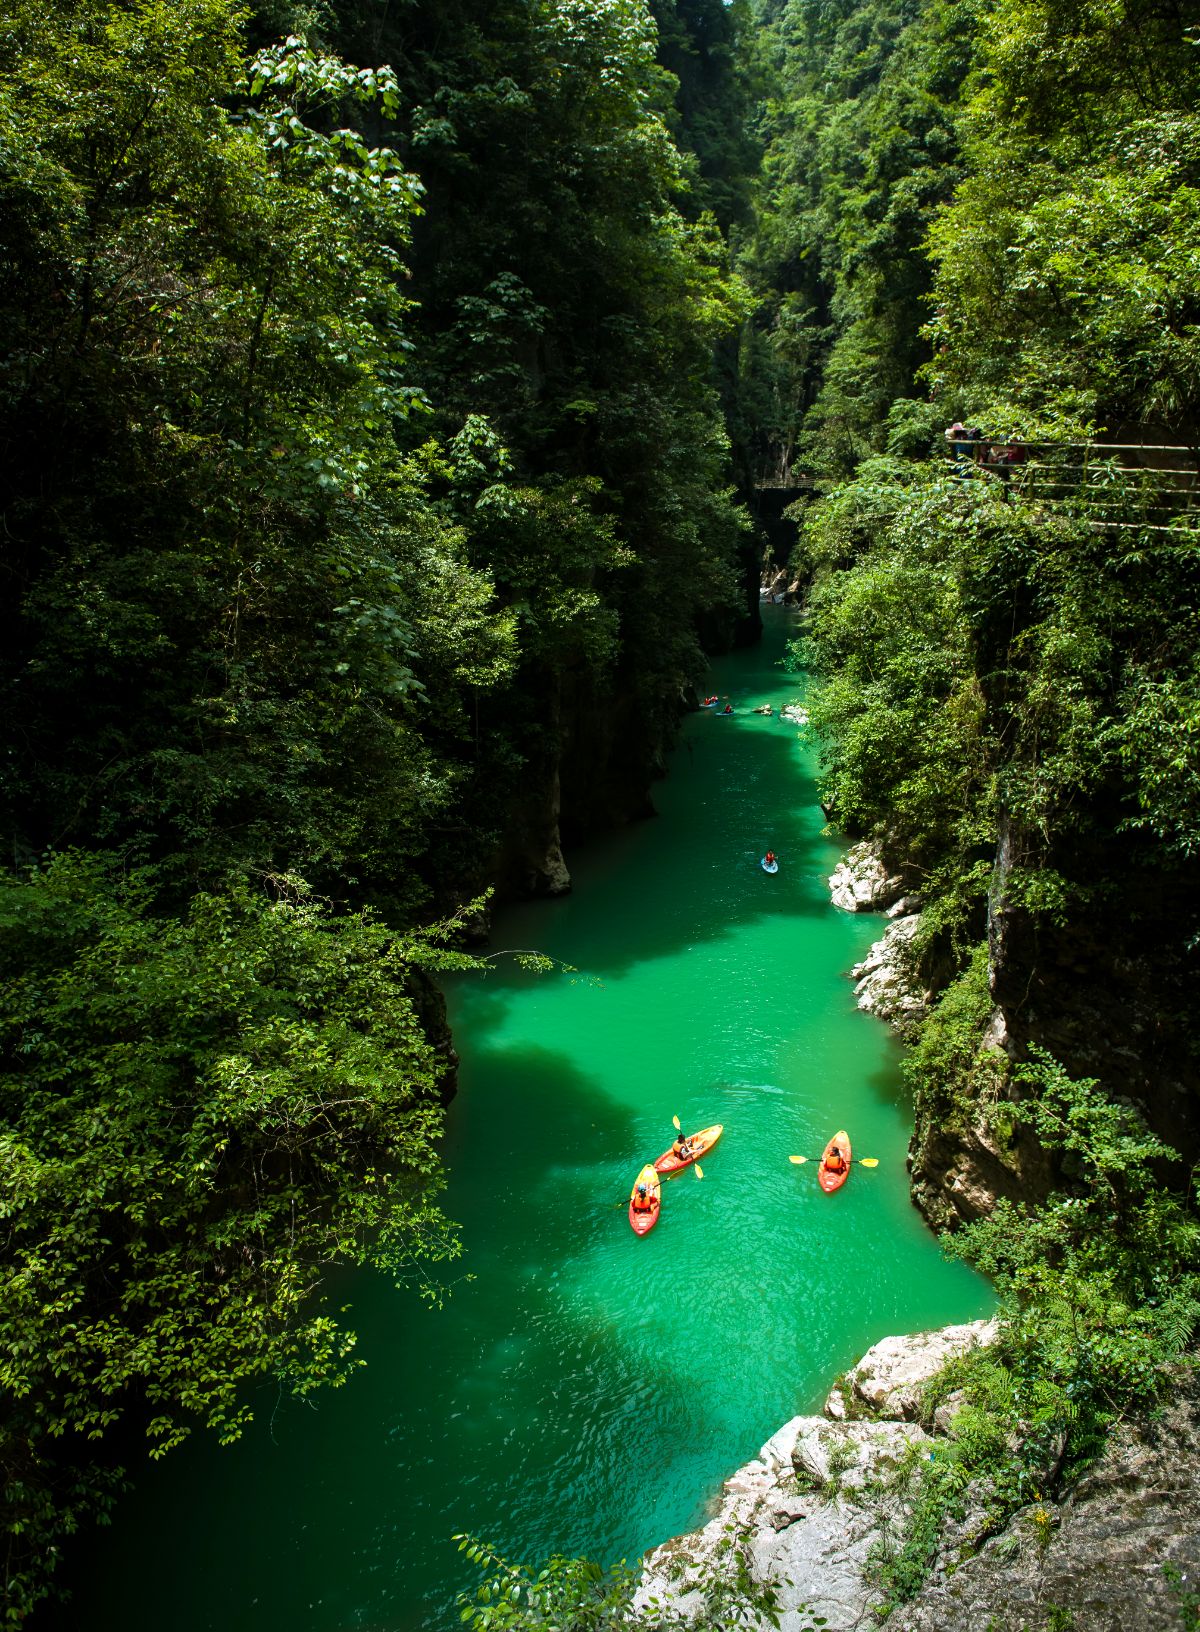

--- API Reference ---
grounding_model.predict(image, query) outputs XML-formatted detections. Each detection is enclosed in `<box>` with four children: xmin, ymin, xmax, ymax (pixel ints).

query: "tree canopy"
<box><xmin>0</xmin><ymin>0</ymin><xmax>753</xmax><ymax>1615</ymax></box>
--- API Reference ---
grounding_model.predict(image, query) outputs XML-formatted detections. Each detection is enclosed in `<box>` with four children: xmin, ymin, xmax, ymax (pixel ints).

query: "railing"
<box><xmin>944</xmin><ymin>440</ymin><xmax>1200</xmax><ymax>532</ymax></box>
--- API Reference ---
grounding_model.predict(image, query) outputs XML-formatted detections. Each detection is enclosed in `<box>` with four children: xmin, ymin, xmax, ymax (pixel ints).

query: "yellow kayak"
<box><xmin>628</xmin><ymin>1164</ymin><xmax>661</xmax><ymax>1235</ymax></box>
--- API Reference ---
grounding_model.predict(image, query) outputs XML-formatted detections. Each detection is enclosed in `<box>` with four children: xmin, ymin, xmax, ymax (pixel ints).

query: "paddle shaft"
<box><xmin>788</xmin><ymin>1155</ymin><xmax>878</xmax><ymax>1167</ymax></box>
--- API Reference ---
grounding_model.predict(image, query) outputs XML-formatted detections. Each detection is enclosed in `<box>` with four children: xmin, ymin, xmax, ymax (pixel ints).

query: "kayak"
<box><xmin>629</xmin><ymin>1163</ymin><xmax>662</xmax><ymax>1235</ymax></box>
<box><xmin>761</xmin><ymin>857</ymin><xmax>779</xmax><ymax>873</ymax></box>
<box><xmin>654</xmin><ymin>1123</ymin><xmax>723</xmax><ymax>1176</ymax></box>
<box><xmin>818</xmin><ymin>1130</ymin><xmax>852</xmax><ymax>1194</ymax></box>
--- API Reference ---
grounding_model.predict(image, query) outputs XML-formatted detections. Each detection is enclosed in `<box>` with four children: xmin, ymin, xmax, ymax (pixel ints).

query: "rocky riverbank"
<box><xmin>637</xmin><ymin>1321</ymin><xmax>1200</xmax><ymax>1631</ymax></box>
<box><xmin>827</xmin><ymin>839</ymin><xmax>1048</xmax><ymax>1229</ymax></box>
<box><xmin>634</xmin><ymin>839</ymin><xmax>1200</xmax><ymax>1629</ymax></box>
<box><xmin>636</xmin><ymin>1321</ymin><xmax>995</xmax><ymax>1630</ymax></box>
<box><xmin>828</xmin><ymin>841</ymin><xmax>925</xmax><ymax>1037</ymax></box>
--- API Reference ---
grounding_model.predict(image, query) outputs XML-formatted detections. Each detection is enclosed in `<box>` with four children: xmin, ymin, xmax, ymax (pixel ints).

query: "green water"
<box><xmin>62</xmin><ymin>607</ymin><xmax>989</xmax><ymax>1631</ymax></box>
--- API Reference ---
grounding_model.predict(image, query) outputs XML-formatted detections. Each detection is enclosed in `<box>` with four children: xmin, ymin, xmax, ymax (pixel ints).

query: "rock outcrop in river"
<box><xmin>638</xmin><ymin>1321</ymin><xmax>1200</xmax><ymax>1631</ymax></box>
<box><xmin>828</xmin><ymin>842</ymin><xmax>926</xmax><ymax>1037</ymax></box>
<box><xmin>846</xmin><ymin>910</ymin><xmax>925</xmax><ymax>1037</ymax></box>
<box><xmin>828</xmin><ymin>842</ymin><xmax>906</xmax><ymax>914</ymax></box>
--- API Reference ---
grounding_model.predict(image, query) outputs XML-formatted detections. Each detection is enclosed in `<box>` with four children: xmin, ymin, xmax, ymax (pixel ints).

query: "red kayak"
<box><xmin>654</xmin><ymin>1124</ymin><xmax>723</xmax><ymax>1176</ymax></box>
<box><xmin>629</xmin><ymin>1164</ymin><xmax>661</xmax><ymax>1235</ymax></box>
<box><xmin>818</xmin><ymin>1130</ymin><xmax>852</xmax><ymax>1194</ymax></box>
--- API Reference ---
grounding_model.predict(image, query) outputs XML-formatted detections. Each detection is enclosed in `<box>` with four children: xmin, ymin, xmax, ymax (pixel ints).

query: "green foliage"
<box><xmin>744</xmin><ymin>0</ymin><xmax>1200</xmax><ymax>1620</ymax></box>
<box><xmin>0</xmin><ymin>0</ymin><xmax>517</xmax><ymax>909</ymax></box>
<box><xmin>951</xmin><ymin>1050</ymin><xmax>1200</xmax><ymax>1387</ymax></box>
<box><xmin>904</xmin><ymin>943</ymin><xmax>1004</xmax><ymax>1132</ymax></box>
<box><xmin>322</xmin><ymin>0</ymin><xmax>752</xmax><ymax>820</ymax></box>
<box><xmin>798</xmin><ymin>442</ymin><xmax>1200</xmax><ymax>985</ymax></box>
<box><xmin>649</xmin><ymin>0</ymin><xmax>760</xmax><ymax>229</ymax></box>
<box><xmin>733</xmin><ymin>0</ymin><xmax>974</xmax><ymax>483</ymax></box>
<box><xmin>1164</xmin><ymin>1563</ymin><xmax>1200</xmax><ymax>1631</ymax></box>
<box><xmin>798</xmin><ymin>467</ymin><xmax>1000</xmax><ymax>867</ymax></box>
<box><xmin>0</xmin><ymin>851</ymin><xmax>477</xmax><ymax>1616</ymax></box>
<box><xmin>954</xmin><ymin>1051</ymin><xmax>1199</xmax><ymax>1449</ymax></box>
<box><xmin>455</xmin><ymin>1529</ymin><xmax>829</xmax><ymax>1631</ymax></box>
<box><xmin>871</xmin><ymin>1050</ymin><xmax>1200</xmax><ymax>1613</ymax></box>
<box><xmin>0</xmin><ymin>0</ymin><xmax>760</xmax><ymax>1616</ymax></box>
<box><xmin>924</xmin><ymin>0</ymin><xmax>1200</xmax><ymax>426</ymax></box>
<box><xmin>870</xmin><ymin>1444</ymin><xmax>971</xmax><ymax>1613</ymax></box>
<box><xmin>455</xmin><ymin>1536</ymin><xmax>639</xmax><ymax>1631</ymax></box>
<box><xmin>1116</xmin><ymin>664</ymin><xmax>1200</xmax><ymax>858</ymax></box>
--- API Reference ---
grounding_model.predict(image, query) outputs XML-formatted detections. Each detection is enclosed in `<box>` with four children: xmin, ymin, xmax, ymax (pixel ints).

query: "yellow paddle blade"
<box><xmin>788</xmin><ymin>1155</ymin><xmax>808</xmax><ymax>1164</ymax></box>
<box><xmin>859</xmin><ymin>1158</ymin><xmax>879</xmax><ymax>1167</ymax></box>
<box><xmin>694</xmin><ymin>1164</ymin><xmax>704</xmax><ymax>1180</ymax></box>
<box><xmin>672</xmin><ymin>1115</ymin><xmax>681</xmax><ymax>1130</ymax></box>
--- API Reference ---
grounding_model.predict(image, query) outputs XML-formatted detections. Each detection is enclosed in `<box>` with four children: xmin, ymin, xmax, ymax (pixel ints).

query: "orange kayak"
<box><xmin>628</xmin><ymin>1163</ymin><xmax>661</xmax><ymax>1235</ymax></box>
<box><xmin>818</xmin><ymin>1130</ymin><xmax>852</xmax><ymax>1194</ymax></box>
<box><xmin>654</xmin><ymin>1123</ymin><xmax>723</xmax><ymax>1175</ymax></box>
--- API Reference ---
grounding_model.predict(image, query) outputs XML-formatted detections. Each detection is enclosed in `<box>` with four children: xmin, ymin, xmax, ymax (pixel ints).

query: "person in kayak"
<box><xmin>764</xmin><ymin>850</ymin><xmax>777</xmax><ymax>868</ymax></box>
<box><xmin>824</xmin><ymin>1143</ymin><xmax>848</xmax><ymax>1176</ymax></box>
<box><xmin>671</xmin><ymin>1133</ymin><xmax>693</xmax><ymax>1162</ymax></box>
<box><xmin>632</xmin><ymin>1183</ymin><xmax>655</xmax><ymax>1213</ymax></box>
<box><xmin>722</xmin><ymin>703</ymin><xmax>733</xmax><ymax>714</ymax></box>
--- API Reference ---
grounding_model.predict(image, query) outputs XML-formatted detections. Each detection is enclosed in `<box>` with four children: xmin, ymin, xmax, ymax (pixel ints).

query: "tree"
<box><xmin>0</xmin><ymin>3</ymin><xmax>519</xmax><ymax>1613</ymax></box>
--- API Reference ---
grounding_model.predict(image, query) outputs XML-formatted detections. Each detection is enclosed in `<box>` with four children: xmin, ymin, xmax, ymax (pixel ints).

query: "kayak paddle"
<box><xmin>789</xmin><ymin>1154</ymin><xmax>879</xmax><ymax>1167</ymax></box>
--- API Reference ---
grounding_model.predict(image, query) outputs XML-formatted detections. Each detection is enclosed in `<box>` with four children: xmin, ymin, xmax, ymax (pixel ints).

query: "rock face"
<box><xmin>824</xmin><ymin>1320</ymin><xmax>998</xmax><ymax>1422</ymax></box>
<box><xmin>828</xmin><ymin>841</ymin><xmax>906</xmax><ymax>914</ymax></box>
<box><xmin>887</xmin><ymin>1369</ymin><xmax>1200</xmax><ymax>1632</ymax></box>
<box><xmin>981</xmin><ymin>809</ymin><xmax>1200</xmax><ymax>1177</ymax></box>
<box><xmin>406</xmin><ymin>971</ymin><xmax>461</xmax><ymax>1103</ymax></box>
<box><xmin>908</xmin><ymin>1108</ymin><xmax>1056</xmax><ymax>1232</ymax></box>
<box><xmin>637</xmin><ymin>1414</ymin><xmax>928</xmax><ymax>1631</ymax></box>
<box><xmin>637</xmin><ymin>1322</ymin><xmax>996</xmax><ymax>1632</ymax></box>
<box><xmin>490</xmin><ymin>759</ymin><xmax>574</xmax><ymax>900</ymax></box>
<box><xmin>639</xmin><ymin>1325</ymin><xmax>1200</xmax><ymax>1632</ymax></box>
<box><xmin>849</xmin><ymin>913</ymin><xmax>925</xmax><ymax>1036</ymax></box>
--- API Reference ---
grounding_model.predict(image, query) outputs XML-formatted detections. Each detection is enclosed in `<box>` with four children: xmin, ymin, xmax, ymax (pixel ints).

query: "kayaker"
<box><xmin>825</xmin><ymin>1144</ymin><xmax>847</xmax><ymax>1175</ymax></box>
<box><xmin>722</xmin><ymin>703</ymin><xmax>733</xmax><ymax>714</ymax></box>
<box><xmin>632</xmin><ymin>1183</ymin><xmax>655</xmax><ymax>1213</ymax></box>
<box><xmin>671</xmin><ymin>1133</ymin><xmax>693</xmax><ymax>1162</ymax></box>
<box><xmin>764</xmin><ymin>850</ymin><xmax>777</xmax><ymax>868</ymax></box>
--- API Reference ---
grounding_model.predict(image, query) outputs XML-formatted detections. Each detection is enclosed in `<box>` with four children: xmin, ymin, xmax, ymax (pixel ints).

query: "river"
<box><xmin>61</xmin><ymin>604</ymin><xmax>989</xmax><ymax>1630</ymax></box>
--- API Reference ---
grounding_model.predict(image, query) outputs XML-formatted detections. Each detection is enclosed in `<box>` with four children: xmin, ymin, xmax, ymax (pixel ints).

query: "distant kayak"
<box><xmin>700</xmin><ymin>698</ymin><xmax>719</xmax><ymax>709</ymax></box>
<box><xmin>654</xmin><ymin>1123</ymin><xmax>723</xmax><ymax>1176</ymax></box>
<box><xmin>818</xmin><ymin>1130</ymin><xmax>852</xmax><ymax>1194</ymax></box>
<box><xmin>761</xmin><ymin>857</ymin><xmax>779</xmax><ymax>874</ymax></box>
<box><xmin>629</xmin><ymin>1164</ymin><xmax>662</xmax><ymax>1235</ymax></box>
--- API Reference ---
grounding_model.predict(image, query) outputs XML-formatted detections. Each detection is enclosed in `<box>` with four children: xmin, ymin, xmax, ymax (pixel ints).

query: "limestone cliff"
<box><xmin>638</xmin><ymin>1322</ymin><xmax>1200</xmax><ymax>1632</ymax></box>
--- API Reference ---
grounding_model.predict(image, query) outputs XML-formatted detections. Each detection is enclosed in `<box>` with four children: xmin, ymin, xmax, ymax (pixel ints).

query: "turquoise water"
<box><xmin>62</xmin><ymin>606</ymin><xmax>989</xmax><ymax>1630</ymax></box>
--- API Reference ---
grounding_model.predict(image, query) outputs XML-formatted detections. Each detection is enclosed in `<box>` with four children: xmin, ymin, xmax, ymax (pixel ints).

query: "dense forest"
<box><xmin>2</xmin><ymin>0</ymin><xmax>1199</xmax><ymax>1624</ymax></box>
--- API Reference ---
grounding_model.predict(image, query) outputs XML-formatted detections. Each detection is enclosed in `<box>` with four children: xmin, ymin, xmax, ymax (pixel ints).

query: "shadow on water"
<box><xmin>58</xmin><ymin>1046</ymin><xmax>762</xmax><ymax>1632</ymax></box>
<box><xmin>863</xmin><ymin>1053</ymin><xmax>917</xmax><ymax>1115</ymax></box>
<box><xmin>469</xmin><ymin>750</ymin><xmax>847</xmax><ymax>1000</ymax></box>
<box><xmin>51</xmin><ymin>606</ymin><xmax>992</xmax><ymax>1632</ymax></box>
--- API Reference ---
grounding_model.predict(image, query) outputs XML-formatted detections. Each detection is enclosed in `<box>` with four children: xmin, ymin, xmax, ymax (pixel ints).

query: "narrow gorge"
<box><xmin>2</xmin><ymin>1</ymin><xmax>1198</xmax><ymax>1629</ymax></box>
